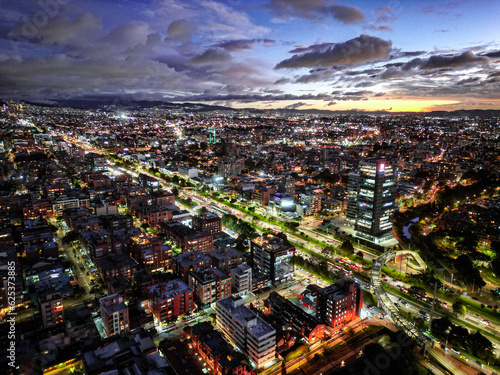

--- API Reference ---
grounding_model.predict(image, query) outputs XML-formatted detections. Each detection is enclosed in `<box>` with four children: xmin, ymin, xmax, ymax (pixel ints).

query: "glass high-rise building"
<box><xmin>347</xmin><ymin>159</ymin><xmax>397</xmax><ymax>244</ymax></box>
<box><xmin>250</xmin><ymin>234</ymin><xmax>294</xmax><ymax>286</ymax></box>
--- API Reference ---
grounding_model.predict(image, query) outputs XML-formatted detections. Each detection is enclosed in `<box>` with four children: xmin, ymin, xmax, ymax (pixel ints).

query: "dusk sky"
<box><xmin>1</xmin><ymin>0</ymin><xmax>500</xmax><ymax>112</ymax></box>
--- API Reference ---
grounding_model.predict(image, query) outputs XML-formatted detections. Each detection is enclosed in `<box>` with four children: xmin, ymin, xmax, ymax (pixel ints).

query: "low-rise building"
<box><xmin>189</xmin><ymin>322</ymin><xmax>254</xmax><ymax>375</ymax></box>
<box><xmin>95</xmin><ymin>253</ymin><xmax>137</xmax><ymax>281</ymax></box>
<box><xmin>264</xmin><ymin>291</ymin><xmax>325</xmax><ymax>343</ymax></box>
<box><xmin>207</xmin><ymin>246</ymin><xmax>243</xmax><ymax>275</ymax></box>
<box><xmin>160</xmin><ymin>220</ymin><xmax>213</xmax><ymax>253</ymax></box>
<box><xmin>148</xmin><ymin>279</ymin><xmax>194</xmax><ymax>324</ymax></box>
<box><xmin>192</xmin><ymin>211</ymin><xmax>222</xmax><ymax>235</ymax></box>
<box><xmin>173</xmin><ymin>250</ymin><xmax>212</xmax><ymax>283</ymax></box>
<box><xmin>188</xmin><ymin>268</ymin><xmax>231</xmax><ymax>308</ymax></box>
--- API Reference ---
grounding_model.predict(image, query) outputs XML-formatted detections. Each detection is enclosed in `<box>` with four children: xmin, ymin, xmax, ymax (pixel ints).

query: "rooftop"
<box><xmin>217</xmin><ymin>296</ymin><xmax>275</xmax><ymax>338</ymax></box>
<box><xmin>149</xmin><ymin>278</ymin><xmax>192</xmax><ymax>300</ymax></box>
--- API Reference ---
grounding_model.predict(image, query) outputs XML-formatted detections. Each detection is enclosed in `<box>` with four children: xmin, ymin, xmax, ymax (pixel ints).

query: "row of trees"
<box><xmin>432</xmin><ymin>317</ymin><xmax>494</xmax><ymax>361</ymax></box>
<box><xmin>294</xmin><ymin>255</ymin><xmax>336</xmax><ymax>280</ymax></box>
<box><xmin>221</xmin><ymin>214</ymin><xmax>257</xmax><ymax>240</ymax></box>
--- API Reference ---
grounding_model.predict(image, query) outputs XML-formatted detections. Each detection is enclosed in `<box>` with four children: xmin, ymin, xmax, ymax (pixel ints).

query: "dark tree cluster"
<box><xmin>432</xmin><ymin>317</ymin><xmax>494</xmax><ymax>362</ymax></box>
<box><xmin>221</xmin><ymin>214</ymin><xmax>257</xmax><ymax>239</ymax></box>
<box><xmin>454</xmin><ymin>254</ymin><xmax>486</xmax><ymax>289</ymax></box>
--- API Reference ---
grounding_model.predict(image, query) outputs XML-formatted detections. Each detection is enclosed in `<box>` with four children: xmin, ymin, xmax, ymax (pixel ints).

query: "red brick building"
<box><xmin>141</xmin><ymin>245</ymin><xmax>172</xmax><ymax>272</ymax></box>
<box><xmin>192</xmin><ymin>212</ymin><xmax>222</xmax><ymax>235</ymax></box>
<box><xmin>150</xmin><ymin>190</ymin><xmax>176</xmax><ymax>206</ymax></box>
<box><xmin>160</xmin><ymin>220</ymin><xmax>213</xmax><ymax>253</ymax></box>
<box><xmin>173</xmin><ymin>251</ymin><xmax>212</xmax><ymax>283</ymax></box>
<box><xmin>148</xmin><ymin>279</ymin><xmax>194</xmax><ymax>324</ymax></box>
<box><xmin>189</xmin><ymin>322</ymin><xmax>255</xmax><ymax>375</ymax></box>
<box><xmin>188</xmin><ymin>268</ymin><xmax>232</xmax><ymax>308</ymax></box>
<box><xmin>133</xmin><ymin>205</ymin><xmax>173</xmax><ymax>227</ymax></box>
<box><xmin>316</xmin><ymin>278</ymin><xmax>363</xmax><ymax>328</ymax></box>
<box><xmin>100</xmin><ymin>294</ymin><xmax>130</xmax><ymax>337</ymax></box>
<box><xmin>22</xmin><ymin>199</ymin><xmax>53</xmax><ymax>219</ymax></box>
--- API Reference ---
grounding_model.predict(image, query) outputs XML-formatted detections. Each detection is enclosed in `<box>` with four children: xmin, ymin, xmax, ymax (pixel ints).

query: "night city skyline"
<box><xmin>1</xmin><ymin>0</ymin><xmax>500</xmax><ymax>112</ymax></box>
<box><xmin>1</xmin><ymin>2</ymin><xmax>500</xmax><ymax>375</ymax></box>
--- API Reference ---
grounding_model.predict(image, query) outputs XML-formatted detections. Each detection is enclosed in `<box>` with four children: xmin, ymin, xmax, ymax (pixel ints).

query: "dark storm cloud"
<box><xmin>487</xmin><ymin>71</ymin><xmax>500</xmax><ymax>78</ymax></box>
<box><xmin>403</xmin><ymin>51</ymin><xmax>489</xmax><ymax>70</ymax></box>
<box><xmin>484</xmin><ymin>50</ymin><xmax>500</xmax><ymax>58</ymax></box>
<box><xmin>285</xmin><ymin>101</ymin><xmax>309</xmax><ymax>109</ymax></box>
<box><xmin>327</xmin><ymin>4</ymin><xmax>365</xmax><ymax>24</ymax></box>
<box><xmin>329</xmin><ymin>90</ymin><xmax>369</xmax><ymax>101</ymax></box>
<box><xmin>400</xmin><ymin>51</ymin><xmax>426</xmax><ymax>57</ymax></box>
<box><xmin>275</xmin><ymin>34</ymin><xmax>392</xmax><ymax>69</ymax></box>
<box><xmin>188</xmin><ymin>47</ymin><xmax>231</xmax><ymax>65</ymax></box>
<box><xmin>267</xmin><ymin>0</ymin><xmax>364</xmax><ymax>23</ymax></box>
<box><xmin>212</xmin><ymin>38</ymin><xmax>275</xmax><ymax>52</ymax></box>
<box><xmin>167</xmin><ymin>19</ymin><xmax>196</xmax><ymax>41</ymax></box>
<box><xmin>343</xmin><ymin>90</ymin><xmax>372</xmax><ymax>96</ymax></box>
<box><xmin>456</xmin><ymin>77</ymin><xmax>481</xmax><ymax>85</ymax></box>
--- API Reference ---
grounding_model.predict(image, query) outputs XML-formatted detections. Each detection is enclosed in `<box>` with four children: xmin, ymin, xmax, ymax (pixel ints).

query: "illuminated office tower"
<box><xmin>347</xmin><ymin>159</ymin><xmax>397</xmax><ymax>244</ymax></box>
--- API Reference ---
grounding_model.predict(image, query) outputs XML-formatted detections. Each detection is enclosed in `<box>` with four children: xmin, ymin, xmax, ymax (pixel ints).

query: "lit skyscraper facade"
<box><xmin>347</xmin><ymin>159</ymin><xmax>397</xmax><ymax>244</ymax></box>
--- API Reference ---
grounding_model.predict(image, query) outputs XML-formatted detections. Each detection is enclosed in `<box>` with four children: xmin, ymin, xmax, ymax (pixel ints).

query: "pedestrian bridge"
<box><xmin>395</xmin><ymin>250</ymin><xmax>427</xmax><ymax>272</ymax></box>
<box><xmin>371</xmin><ymin>250</ymin><xmax>431</xmax><ymax>347</ymax></box>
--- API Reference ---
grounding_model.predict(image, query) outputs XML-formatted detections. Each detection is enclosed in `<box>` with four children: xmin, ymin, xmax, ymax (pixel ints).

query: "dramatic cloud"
<box><xmin>1</xmin><ymin>0</ymin><xmax>499</xmax><ymax>110</ymax></box>
<box><xmin>10</xmin><ymin>11</ymin><xmax>102</xmax><ymax>47</ymax></box>
<box><xmin>276</xmin><ymin>34</ymin><xmax>392</xmax><ymax>69</ymax></box>
<box><xmin>173</xmin><ymin>92</ymin><xmax>333</xmax><ymax>103</ymax></box>
<box><xmin>285</xmin><ymin>101</ymin><xmax>309</xmax><ymax>109</ymax></box>
<box><xmin>294</xmin><ymin>68</ymin><xmax>337</xmax><ymax>83</ymax></box>
<box><xmin>104</xmin><ymin>22</ymin><xmax>152</xmax><ymax>50</ymax></box>
<box><xmin>188</xmin><ymin>47</ymin><xmax>231</xmax><ymax>65</ymax></box>
<box><xmin>484</xmin><ymin>50</ymin><xmax>500</xmax><ymax>58</ymax></box>
<box><xmin>289</xmin><ymin>42</ymin><xmax>337</xmax><ymax>55</ymax></box>
<box><xmin>327</xmin><ymin>4</ymin><xmax>365</xmax><ymax>24</ymax></box>
<box><xmin>404</xmin><ymin>51</ymin><xmax>489</xmax><ymax>70</ymax></box>
<box><xmin>268</xmin><ymin>0</ymin><xmax>364</xmax><ymax>23</ymax></box>
<box><xmin>213</xmin><ymin>39</ymin><xmax>275</xmax><ymax>52</ymax></box>
<box><xmin>0</xmin><ymin>54</ymin><xmax>188</xmax><ymax>100</ymax></box>
<box><xmin>167</xmin><ymin>19</ymin><xmax>196</xmax><ymax>41</ymax></box>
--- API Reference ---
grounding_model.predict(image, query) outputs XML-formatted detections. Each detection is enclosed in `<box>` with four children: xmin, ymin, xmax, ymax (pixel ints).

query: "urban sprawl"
<box><xmin>0</xmin><ymin>101</ymin><xmax>500</xmax><ymax>375</ymax></box>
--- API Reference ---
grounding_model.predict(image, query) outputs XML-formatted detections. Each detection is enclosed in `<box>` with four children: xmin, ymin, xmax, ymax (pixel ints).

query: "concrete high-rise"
<box><xmin>216</xmin><ymin>295</ymin><xmax>276</xmax><ymax>369</ymax></box>
<box><xmin>99</xmin><ymin>294</ymin><xmax>130</xmax><ymax>337</ymax></box>
<box><xmin>347</xmin><ymin>159</ymin><xmax>397</xmax><ymax>244</ymax></box>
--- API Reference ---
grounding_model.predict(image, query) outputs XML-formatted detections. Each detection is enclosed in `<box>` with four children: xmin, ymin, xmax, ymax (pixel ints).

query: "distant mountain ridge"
<box><xmin>5</xmin><ymin>98</ymin><xmax>500</xmax><ymax>117</ymax></box>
